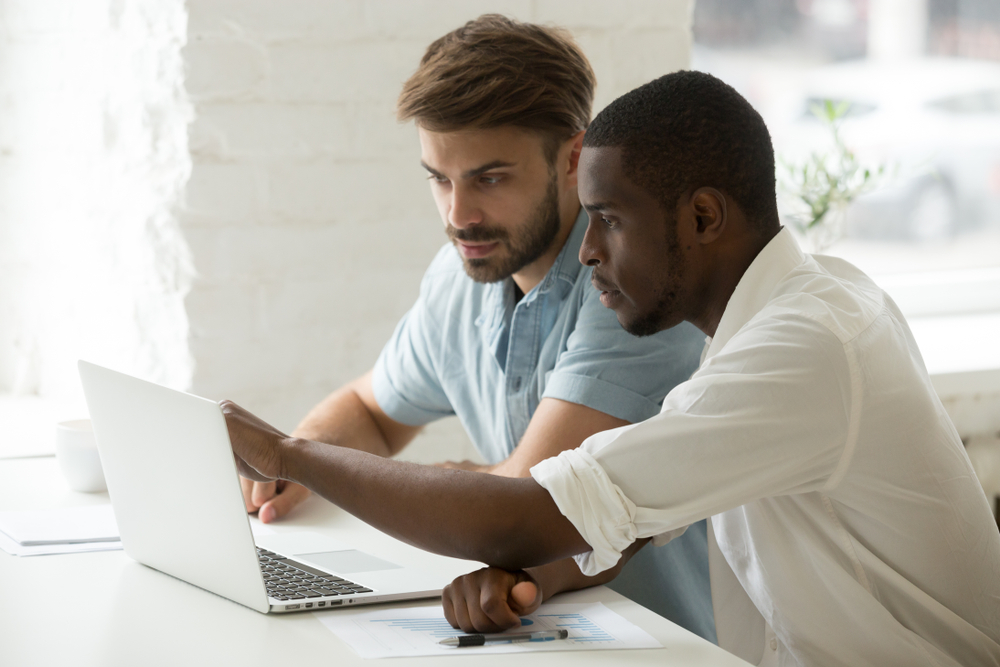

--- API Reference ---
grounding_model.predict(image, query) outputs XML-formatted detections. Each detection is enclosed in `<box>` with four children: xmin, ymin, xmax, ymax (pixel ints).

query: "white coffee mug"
<box><xmin>55</xmin><ymin>419</ymin><xmax>107</xmax><ymax>493</ymax></box>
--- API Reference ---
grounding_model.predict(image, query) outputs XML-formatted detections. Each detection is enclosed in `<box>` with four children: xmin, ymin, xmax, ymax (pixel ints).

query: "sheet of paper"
<box><xmin>0</xmin><ymin>507</ymin><xmax>273</xmax><ymax>557</ymax></box>
<box><xmin>0</xmin><ymin>504</ymin><xmax>119</xmax><ymax>545</ymax></box>
<box><xmin>315</xmin><ymin>602</ymin><xmax>663</xmax><ymax>659</ymax></box>
<box><xmin>0</xmin><ymin>528</ymin><xmax>122</xmax><ymax>556</ymax></box>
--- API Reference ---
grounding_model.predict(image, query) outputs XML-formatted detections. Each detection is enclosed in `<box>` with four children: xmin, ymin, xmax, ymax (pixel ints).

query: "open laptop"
<box><xmin>79</xmin><ymin>360</ymin><xmax>459</xmax><ymax>614</ymax></box>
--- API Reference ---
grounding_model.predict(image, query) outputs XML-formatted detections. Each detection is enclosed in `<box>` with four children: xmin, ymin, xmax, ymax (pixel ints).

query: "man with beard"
<box><xmin>238</xmin><ymin>15</ymin><xmax>714</xmax><ymax>640</ymax></box>
<box><xmin>225</xmin><ymin>70</ymin><xmax>1000</xmax><ymax>666</ymax></box>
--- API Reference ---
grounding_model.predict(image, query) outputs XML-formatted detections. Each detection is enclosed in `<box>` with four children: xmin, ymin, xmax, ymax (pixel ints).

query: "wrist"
<box><xmin>524</xmin><ymin>564</ymin><xmax>557</xmax><ymax>602</ymax></box>
<box><xmin>525</xmin><ymin>557</ymin><xmax>589</xmax><ymax>601</ymax></box>
<box><xmin>279</xmin><ymin>436</ymin><xmax>312</xmax><ymax>486</ymax></box>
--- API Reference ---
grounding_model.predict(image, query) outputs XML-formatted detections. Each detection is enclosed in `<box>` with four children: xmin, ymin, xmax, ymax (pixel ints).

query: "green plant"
<box><xmin>780</xmin><ymin>100</ymin><xmax>885</xmax><ymax>243</ymax></box>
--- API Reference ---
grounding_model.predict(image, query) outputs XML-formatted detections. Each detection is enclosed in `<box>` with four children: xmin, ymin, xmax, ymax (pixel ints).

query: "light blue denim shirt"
<box><xmin>371</xmin><ymin>210</ymin><xmax>716</xmax><ymax>642</ymax></box>
<box><xmin>372</xmin><ymin>210</ymin><xmax>706</xmax><ymax>464</ymax></box>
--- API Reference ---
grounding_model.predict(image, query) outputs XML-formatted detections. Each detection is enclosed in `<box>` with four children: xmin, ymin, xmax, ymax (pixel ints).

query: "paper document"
<box><xmin>0</xmin><ymin>531</ymin><xmax>123</xmax><ymax>557</ymax></box>
<box><xmin>0</xmin><ymin>504</ymin><xmax>121</xmax><ymax>556</ymax></box>
<box><xmin>0</xmin><ymin>504</ymin><xmax>119</xmax><ymax>545</ymax></box>
<box><xmin>0</xmin><ymin>509</ymin><xmax>274</xmax><ymax>557</ymax></box>
<box><xmin>315</xmin><ymin>602</ymin><xmax>663</xmax><ymax>658</ymax></box>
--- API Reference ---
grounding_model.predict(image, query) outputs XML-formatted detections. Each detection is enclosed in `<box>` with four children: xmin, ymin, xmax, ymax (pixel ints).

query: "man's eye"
<box><xmin>602</xmin><ymin>217</ymin><xmax>618</xmax><ymax>229</ymax></box>
<box><xmin>426</xmin><ymin>174</ymin><xmax>449</xmax><ymax>184</ymax></box>
<box><xmin>480</xmin><ymin>175</ymin><xmax>501</xmax><ymax>186</ymax></box>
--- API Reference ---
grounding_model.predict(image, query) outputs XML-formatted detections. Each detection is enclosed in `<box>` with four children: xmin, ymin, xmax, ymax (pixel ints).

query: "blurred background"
<box><xmin>695</xmin><ymin>0</ymin><xmax>1000</xmax><ymax>272</ymax></box>
<box><xmin>1</xmin><ymin>1</ymin><xmax>998</xmax><ymax>480</ymax></box>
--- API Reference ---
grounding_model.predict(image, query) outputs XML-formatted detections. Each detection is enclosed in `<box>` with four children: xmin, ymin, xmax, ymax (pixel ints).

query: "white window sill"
<box><xmin>910</xmin><ymin>312</ymin><xmax>1000</xmax><ymax>399</ymax></box>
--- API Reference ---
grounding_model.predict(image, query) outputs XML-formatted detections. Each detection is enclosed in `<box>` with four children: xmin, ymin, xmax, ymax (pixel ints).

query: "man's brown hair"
<box><xmin>397</xmin><ymin>14</ymin><xmax>596</xmax><ymax>162</ymax></box>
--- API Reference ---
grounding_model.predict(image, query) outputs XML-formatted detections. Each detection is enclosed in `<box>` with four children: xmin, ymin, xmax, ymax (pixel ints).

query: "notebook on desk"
<box><xmin>78</xmin><ymin>360</ymin><xmax>449</xmax><ymax>614</ymax></box>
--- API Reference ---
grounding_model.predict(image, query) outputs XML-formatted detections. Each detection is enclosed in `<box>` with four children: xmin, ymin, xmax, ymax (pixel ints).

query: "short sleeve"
<box><xmin>371</xmin><ymin>250</ymin><xmax>457</xmax><ymax>426</ymax></box>
<box><xmin>542</xmin><ymin>284</ymin><xmax>705</xmax><ymax>424</ymax></box>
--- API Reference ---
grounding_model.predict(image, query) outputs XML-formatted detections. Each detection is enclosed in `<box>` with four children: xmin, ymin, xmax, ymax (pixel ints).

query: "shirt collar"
<box><xmin>704</xmin><ymin>227</ymin><xmax>806</xmax><ymax>361</ymax></box>
<box><xmin>476</xmin><ymin>207</ymin><xmax>589</xmax><ymax>328</ymax></box>
<box><xmin>529</xmin><ymin>206</ymin><xmax>589</xmax><ymax>299</ymax></box>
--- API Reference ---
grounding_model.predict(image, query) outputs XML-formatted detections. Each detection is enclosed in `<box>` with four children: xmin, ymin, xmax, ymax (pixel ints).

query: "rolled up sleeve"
<box><xmin>531</xmin><ymin>447</ymin><xmax>639</xmax><ymax>575</ymax></box>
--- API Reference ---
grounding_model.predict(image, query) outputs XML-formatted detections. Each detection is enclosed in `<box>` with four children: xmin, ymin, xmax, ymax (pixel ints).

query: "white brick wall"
<box><xmin>181</xmin><ymin>0</ymin><xmax>695</xmax><ymax>463</ymax></box>
<box><xmin>0</xmin><ymin>0</ymin><xmax>192</xmax><ymax>419</ymax></box>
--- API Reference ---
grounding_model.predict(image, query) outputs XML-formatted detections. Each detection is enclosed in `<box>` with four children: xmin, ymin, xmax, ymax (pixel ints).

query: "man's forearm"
<box><xmin>281</xmin><ymin>437</ymin><xmax>590</xmax><ymax>570</ymax></box>
<box><xmin>293</xmin><ymin>386</ymin><xmax>393</xmax><ymax>456</ymax></box>
<box><xmin>527</xmin><ymin>538</ymin><xmax>650</xmax><ymax>601</ymax></box>
<box><xmin>292</xmin><ymin>372</ymin><xmax>420</xmax><ymax>458</ymax></box>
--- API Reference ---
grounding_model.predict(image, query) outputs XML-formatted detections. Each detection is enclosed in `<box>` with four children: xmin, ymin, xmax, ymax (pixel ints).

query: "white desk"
<box><xmin>0</xmin><ymin>457</ymin><xmax>749</xmax><ymax>667</ymax></box>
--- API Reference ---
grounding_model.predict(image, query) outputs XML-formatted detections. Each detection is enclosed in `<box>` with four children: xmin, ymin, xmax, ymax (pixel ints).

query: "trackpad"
<box><xmin>300</xmin><ymin>550</ymin><xmax>402</xmax><ymax>574</ymax></box>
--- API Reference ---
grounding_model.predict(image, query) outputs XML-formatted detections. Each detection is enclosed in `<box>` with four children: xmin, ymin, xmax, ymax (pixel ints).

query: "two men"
<box><xmin>239</xmin><ymin>16</ymin><xmax>714</xmax><ymax>639</ymax></box>
<box><xmin>227</xmin><ymin>70</ymin><xmax>1000</xmax><ymax>666</ymax></box>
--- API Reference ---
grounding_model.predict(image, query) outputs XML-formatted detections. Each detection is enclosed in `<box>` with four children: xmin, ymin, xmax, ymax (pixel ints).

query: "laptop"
<box><xmin>79</xmin><ymin>360</ymin><xmax>462</xmax><ymax>614</ymax></box>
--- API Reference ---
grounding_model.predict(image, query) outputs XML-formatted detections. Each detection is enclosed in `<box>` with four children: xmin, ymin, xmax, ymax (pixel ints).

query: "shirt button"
<box><xmin>770</xmin><ymin>637</ymin><xmax>778</xmax><ymax>651</ymax></box>
<box><xmin>512</xmin><ymin>376</ymin><xmax>522</xmax><ymax>392</ymax></box>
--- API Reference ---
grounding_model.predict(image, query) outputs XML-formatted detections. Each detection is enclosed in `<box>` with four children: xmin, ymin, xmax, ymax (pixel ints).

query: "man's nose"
<box><xmin>448</xmin><ymin>186</ymin><xmax>483</xmax><ymax>229</ymax></box>
<box><xmin>579</xmin><ymin>222</ymin><xmax>603</xmax><ymax>267</ymax></box>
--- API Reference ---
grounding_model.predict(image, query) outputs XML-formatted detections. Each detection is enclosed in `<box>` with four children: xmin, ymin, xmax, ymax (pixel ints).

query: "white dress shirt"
<box><xmin>532</xmin><ymin>228</ymin><xmax>1000</xmax><ymax>666</ymax></box>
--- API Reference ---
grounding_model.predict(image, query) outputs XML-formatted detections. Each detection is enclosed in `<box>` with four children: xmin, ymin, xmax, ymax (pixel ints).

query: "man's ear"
<box><xmin>690</xmin><ymin>187</ymin><xmax>727</xmax><ymax>244</ymax></box>
<box><xmin>563</xmin><ymin>130</ymin><xmax>586</xmax><ymax>186</ymax></box>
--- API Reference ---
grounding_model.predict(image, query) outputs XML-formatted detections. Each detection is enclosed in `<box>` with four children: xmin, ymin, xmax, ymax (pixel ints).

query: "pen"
<box><xmin>439</xmin><ymin>629</ymin><xmax>569</xmax><ymax>647</ymax></box>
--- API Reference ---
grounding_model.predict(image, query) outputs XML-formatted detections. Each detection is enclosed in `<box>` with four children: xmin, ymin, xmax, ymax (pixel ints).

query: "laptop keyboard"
<box><xmin>257</xmin><ymin>547</ymin><xmax>373</xmax><ymax>600</ymax></box>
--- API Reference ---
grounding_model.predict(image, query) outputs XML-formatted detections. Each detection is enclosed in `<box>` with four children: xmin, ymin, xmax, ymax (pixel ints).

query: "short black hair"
<box><xmin>583</xmin><ymin>70</ymin><xmax>779</xmax><ymax>232</ymax></box>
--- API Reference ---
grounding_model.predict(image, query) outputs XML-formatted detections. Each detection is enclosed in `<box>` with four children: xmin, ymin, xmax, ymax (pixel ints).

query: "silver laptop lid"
<box><xmin>79</xmin><ymin>360</ymin><xmax>269</xmax><ymax>613</ymax></box>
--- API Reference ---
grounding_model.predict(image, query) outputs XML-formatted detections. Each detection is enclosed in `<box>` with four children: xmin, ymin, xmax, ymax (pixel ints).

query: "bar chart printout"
<box><xmin>315</xmin><ymin>602</ymin><xmax>663</xmax><ymax>658</ymax></box>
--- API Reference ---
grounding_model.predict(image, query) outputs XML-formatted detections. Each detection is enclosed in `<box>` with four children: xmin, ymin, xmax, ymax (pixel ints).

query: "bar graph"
<box><xmin>317</xmin><ymin>603</ymin><xmax>664</xmax><ymax>658</ymax></box>
<box><xmin>537</xmin><ymin>611</ymin><xmax>617</xmax><ymax>643</ymax></box>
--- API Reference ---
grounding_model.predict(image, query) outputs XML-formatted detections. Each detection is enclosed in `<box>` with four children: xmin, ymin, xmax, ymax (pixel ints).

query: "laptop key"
<box><xmin>288</xmin><ymin>561</ymin><xmax>339</xmax><ymax>579</ymax></box>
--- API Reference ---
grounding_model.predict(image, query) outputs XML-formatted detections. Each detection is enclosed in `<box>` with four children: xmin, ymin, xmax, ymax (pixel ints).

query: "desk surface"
<box><xmin>0</xmin><ymin>457</ymin><xmax>748</xmax><ymax>667</ymax></box>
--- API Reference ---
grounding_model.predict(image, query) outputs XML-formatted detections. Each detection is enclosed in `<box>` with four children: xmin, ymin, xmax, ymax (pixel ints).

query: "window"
<box><xmin>694</xmin><ymin>0</ymin><xmax>1000</xmax><ymax>292</ymax></box>
<box><xmin>693</xmin><ymin>0</ymin><xmax>1000</xmax><ymax>415</ymax></box>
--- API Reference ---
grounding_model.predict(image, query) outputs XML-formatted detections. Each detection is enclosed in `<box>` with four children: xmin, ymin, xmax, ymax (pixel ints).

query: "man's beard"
<box><xmin>621</xmin><ymin>221</ymin><xmax>684</xmax><ymax>338</ymax></box>
<box><xmin>447</xmin><ymin>175</ymin><xmax>562</xmax><ymax>284</ymax></box>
